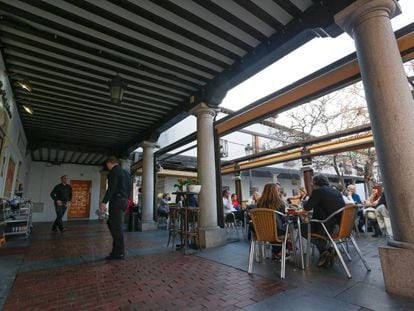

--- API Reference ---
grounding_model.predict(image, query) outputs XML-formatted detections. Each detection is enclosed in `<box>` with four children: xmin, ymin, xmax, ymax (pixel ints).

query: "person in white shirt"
<box><xmin>223</xmin><ymin>189</ymin><xmax>243</xmax><ymax>223</ymax></box>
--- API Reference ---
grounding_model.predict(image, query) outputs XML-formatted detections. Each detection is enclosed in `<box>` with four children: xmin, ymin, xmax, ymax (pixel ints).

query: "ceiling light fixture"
<box><xmin>17</xmin><ymin>78</ymin><xmax>33</xmax><ymax>93</ymax></box>
<box><xmin>22</xmin><ymin>103</ymin><xmax>34</xmax><ymax>115</ymax></box>
<box><xmin>109</xmin><ymin>74</ymin><xmax>127</xmax><ymax>104</ymax></box>
<box><xmin>5</xmin><ymin>71</ymin><xmax>33</xmax><ymax>93</ymax></box>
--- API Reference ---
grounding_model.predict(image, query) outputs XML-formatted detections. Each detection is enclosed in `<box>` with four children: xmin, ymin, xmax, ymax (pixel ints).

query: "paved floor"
<box><xmin>0</xmin><ymin>220</ymin><xmax>413</xmax><ymax>310</ymax></box>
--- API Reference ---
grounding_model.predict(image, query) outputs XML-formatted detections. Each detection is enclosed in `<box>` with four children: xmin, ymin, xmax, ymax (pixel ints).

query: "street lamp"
<box><xmin>245</xmin><ymin>144</ymin><xmax>254</xmax><ymax>195</ymax></box>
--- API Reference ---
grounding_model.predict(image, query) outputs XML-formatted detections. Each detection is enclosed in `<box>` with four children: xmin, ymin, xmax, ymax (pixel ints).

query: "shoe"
<box><xmin>326</xmin><ymin>247</ymin><xmax>336</xmax><ymax>268</ymax></box>
<box><xmin>105</xmin><ymin>254</ymin><xmax>125</xmax><ymax>260</ymax></box>
<box><xmin>273</xmin><ymin>252</ymin><xmax>290</xmax><ymax>262</ymax></box>
<box><xmin>317</xmin><ymin>250</ymin><xmax>331</xmax><ymax>267</ymax></box>
<box><xmin>51</xmin><ymin>228</ymin><xmax>58</xmax><ymax>233</ymax></box>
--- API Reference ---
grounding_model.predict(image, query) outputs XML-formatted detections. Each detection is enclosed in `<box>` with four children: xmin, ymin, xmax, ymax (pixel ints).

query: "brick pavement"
<box><xmin>1</xmin><ymin>221</ymin><xmax>289</xmax><ymax>310</ymax></box>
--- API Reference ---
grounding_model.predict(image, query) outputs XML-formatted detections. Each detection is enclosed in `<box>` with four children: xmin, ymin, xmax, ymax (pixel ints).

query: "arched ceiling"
<box><xmin>0</xmin><ymin>0</ymin><xmax>357</xmax><ymax>165</ymax></box>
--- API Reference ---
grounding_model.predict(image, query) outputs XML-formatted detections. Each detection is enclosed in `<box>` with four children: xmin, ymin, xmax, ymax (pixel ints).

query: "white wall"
<box><xmin>27</xmin><ymin>162</ymin><xmax>103</xmax><ymax>222</ymax></box>
<box><xmin>0</xmin><ymin>54</ymin><xmax>30</xmax><ymax>198</ymax></box>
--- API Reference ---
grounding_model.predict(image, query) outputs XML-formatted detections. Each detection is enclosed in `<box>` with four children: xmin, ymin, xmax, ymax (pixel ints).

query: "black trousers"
<box><xmin>107</xmin><ymin>198</ymin><xmax>127</xmax><ymax>256</ymax></box>
<box><xmin>52</xmin><ymin>202</ymin><xmax>67</xmax><ymax>231</ymax></box>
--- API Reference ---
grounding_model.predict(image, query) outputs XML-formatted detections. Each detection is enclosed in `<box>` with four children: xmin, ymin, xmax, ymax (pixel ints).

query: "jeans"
<box><xmin>52</xmin><ymin>202</ymin><xmax>67</xmax><ymax>231</ymax></box>
<box><xmin>107</xmin><ymin>198</ymin><xmax>127</xmax><ymax>256</ymax></box>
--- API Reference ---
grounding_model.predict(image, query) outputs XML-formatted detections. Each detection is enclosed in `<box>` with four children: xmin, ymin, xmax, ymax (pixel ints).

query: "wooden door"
<box><xmin>68</xmin><ymin>180</ymin><xmax>91</xmax><ymax>218</ymax></box>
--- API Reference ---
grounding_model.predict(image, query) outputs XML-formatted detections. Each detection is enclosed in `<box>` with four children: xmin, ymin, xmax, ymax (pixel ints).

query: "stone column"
<box><xmin>336</xmin><ymin>0</ymin><xmax>414</xmax><ymax>297</ymax></box>
<box><xmin>192</xmin><ymin>103</ymin><xmax>225</xmax><ymax>248</ymax></box>
<box><xmin>139</xmin><ymin>141</ymin><xmax>157</xmax><ymax>231</ymax></box>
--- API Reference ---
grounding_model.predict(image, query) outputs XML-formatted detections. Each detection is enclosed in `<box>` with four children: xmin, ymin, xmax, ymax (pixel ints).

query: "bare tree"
<box><xmin>269</xmin><ymin>81</ymin><xmax>374</xmax><ymax>187</ymax></box>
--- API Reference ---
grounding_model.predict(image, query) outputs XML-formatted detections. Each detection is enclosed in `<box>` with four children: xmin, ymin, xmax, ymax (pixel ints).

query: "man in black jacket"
<box><xmin>100</xmin><ymin>156</ymin><xmax>131</xmax><ymax>260</ymax></box>
<box><xmin>50</xmin><ymin>175</ymin><xmax>72</xmax><ymax>233</ymax></box>
<box><xmin>303</xmin><ymin>174</ymin><xmax>345</xmax><ymax>267</ymax></box>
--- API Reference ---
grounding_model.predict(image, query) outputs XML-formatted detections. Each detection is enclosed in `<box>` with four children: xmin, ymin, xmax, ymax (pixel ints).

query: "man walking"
<box><xmin>100</xmin><ymin>156</ymin><xmax>131</xmax><ymax>260</ymax></box>
<box><xmin>50</xmin><ymin>175</ymin><xmax>72</xmax><ymax>233</ymax></box>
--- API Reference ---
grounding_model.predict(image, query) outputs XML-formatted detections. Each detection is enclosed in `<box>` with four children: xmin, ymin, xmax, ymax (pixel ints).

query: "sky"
<box><xmin>220</xmin><ymin>0</ymin><xmax>414</xmax><ymax>112</ymax></box>
<box><xmin>157</xmin><ymin>0</ymin><xmax>414</xmax><ymax>152</ymax></box>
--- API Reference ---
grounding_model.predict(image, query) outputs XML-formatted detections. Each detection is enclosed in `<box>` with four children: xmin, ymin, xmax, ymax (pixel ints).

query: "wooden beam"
<box><xmin>221</xmin><ymin>133</ymin><xmax>374</xmax><ymax>174</ymax></box>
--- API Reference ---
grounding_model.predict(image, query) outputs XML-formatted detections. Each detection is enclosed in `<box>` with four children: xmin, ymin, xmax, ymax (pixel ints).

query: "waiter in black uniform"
<box><xmin>100</xmin><ymin>156</ymin><xmax>131</xmax><ymax>260</ymax></box>
<box><xmin>50</xmin><ymin>175</ymin><xmax>72</xmax><ymax>233</ymax></box>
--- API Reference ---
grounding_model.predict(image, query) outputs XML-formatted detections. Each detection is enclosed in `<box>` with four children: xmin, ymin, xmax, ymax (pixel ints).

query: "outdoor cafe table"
<box><xmin>287</xmin><ymin>207</ymin><xmax>311</xmax><ymax>270</ymax></box>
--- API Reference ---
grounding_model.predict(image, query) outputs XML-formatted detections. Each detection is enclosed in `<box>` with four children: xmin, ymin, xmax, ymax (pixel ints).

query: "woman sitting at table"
<box><xmin>223</xmin><ymin>190</ymin><xmax>244</xmax><ymax>223</ymax></box>
<box><xmin>231</xmin><ymin>193</ymin><xmax>241</xmax><ymax>210</ymax></box>
<box><xmin>158</xmin><ymin>193</ymin><xmax>170</xmax><ymax>218</ymax></box>
<box><xmin>247</xmin><ymin>191</ymin><xmax>260</xmax><ymax>209</ymax></box>
<box><xmin>256</xmin><ymin>183</ymin><xmax>288</xmax><ymax>260</ymax></box>
<box><xmin>287</xmin><ymin>187</ymin><xmax>309</xmax><ymax>206</ymax></box>
<box><xmin>302</xmin><ymin>174</ymin><xmax>345</xmax><ymax>268</ymax></box>
<box><xmin>357</xmin><ymin>185</ymin><xmax>382</xmax><ymax>233</ymax></box>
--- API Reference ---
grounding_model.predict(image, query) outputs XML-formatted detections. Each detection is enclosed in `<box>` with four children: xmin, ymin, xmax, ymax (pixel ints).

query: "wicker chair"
<box><xmin>310</xmin><ymin>204</ymin><xmax>371</xmax><ymax>278</ymax></box>
<box><xmin>248</xmin><ymin>208</ymin><xmax>290</xmax><ymax>279</ymax></box>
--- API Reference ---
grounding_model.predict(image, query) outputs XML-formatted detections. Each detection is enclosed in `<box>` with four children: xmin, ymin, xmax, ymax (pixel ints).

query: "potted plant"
<box><xmin>174</xmin><ymin>178</ymin><xmax>189</xmax><ymax>192</ymax></box>
<box><xmin>187</xmin><ymin>177</ymin><xmax>201</xmax><ymax>194</ymax></box>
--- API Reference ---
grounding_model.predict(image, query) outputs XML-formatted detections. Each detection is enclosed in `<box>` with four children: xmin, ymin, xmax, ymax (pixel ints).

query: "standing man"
<box><xmin>100</xmin><ymin>156</ymin><xmax>131</xmax><ymax>260</ymax></box>
<box><xmin>50</xmin><ymin>175</ymin><xmax>72</xmax><ymax>233</ymax></box>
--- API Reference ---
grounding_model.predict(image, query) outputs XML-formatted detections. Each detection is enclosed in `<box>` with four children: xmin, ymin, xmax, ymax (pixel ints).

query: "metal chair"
<box><xmin>224</xmin><ymin>212</ymin><xmax>238</xmax><ymax>232</ymax></box>
<box><xmin>310</xmin><ymin>204</ymin><xmax>371</xmax><ymax>278</ymax></box>
<box><xmin>248</xmin><ymin>208</ymin><xmax>290</xmax><ymax>279</ymax></box>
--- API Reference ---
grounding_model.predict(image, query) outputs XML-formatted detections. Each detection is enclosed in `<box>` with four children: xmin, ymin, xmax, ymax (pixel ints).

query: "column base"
<box><xmin>138</xmin><ymin>221</ymin><xmax>158</xmax><ymax>231</ymax></box>
<box><xmin>379</xmin><ymin>245</ymin><xmax>414</xmax><ymax>298</ymax></box>
<box><xmin>199</xmin><ymin>226</ymin><xmax>227</xmax><ymax>248</ymax></box>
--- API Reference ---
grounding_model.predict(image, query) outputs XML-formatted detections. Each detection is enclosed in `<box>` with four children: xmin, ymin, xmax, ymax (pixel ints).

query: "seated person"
<box><xmin>302</xmin><ymin>174</ymin><xmax>345</xmax><ymax>268</ymax></box>
<box><xmin>374</xmin><ymin>191</ymin><xmax>393</xmax><ymax>238</ymax></box>
<box><xmin>176</xmin><ymin>194</ymin><xmax>186</xmax><ymax>208</ymax></box>
<box><xmin>337</xmin><ymin>184</ymin><xmax>355</xmax><ymax>204</ymax></box>
<box><xmin>247</xmin><ymin>191</ymin><xmax>260</xmax><ymax>209</ymax></box>
<box><xmin>231</xmin><ymin>193</ymin><xmax>241</xmax><ymax>210</ymax></box>
<box><xmin>158</xmin><ymin>193</ymin><xmax>170</xmax><ymax>218</ymax></box>
<box><xmin>287</xmin><ymin>187</ymin><xmax>309</xmax><ymax>206</ymax></box>
<box><xmin>223</xmin><ymin>190</ymin><xmax>244</xmax><ymax>222</ymax></box>
<box><xmin>347</xmin><ymin>184</ymin><xmax>363</xmax><ymax>204</ymax></box>
<box><xmin>358</xmin><ymin>185</ymin><xmax>382</xmax><ymax>233</ymax></box>
<box><xmin>256</xmin><ymin>183</ymin><xmax>287</xmax><ymax>260</ymax></box>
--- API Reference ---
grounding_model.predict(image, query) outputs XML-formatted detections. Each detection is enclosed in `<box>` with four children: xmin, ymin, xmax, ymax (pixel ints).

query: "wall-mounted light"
<box><xmin>109</xmin><ymin>74</ymin><xmax>127</xmax><ymax>104</ymax></box>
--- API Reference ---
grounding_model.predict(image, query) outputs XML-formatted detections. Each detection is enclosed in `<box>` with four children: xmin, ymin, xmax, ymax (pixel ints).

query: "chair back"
<box><xmin>334</xmin><ymin>204</ymin><xmax>358</xmax><ymax>239</ymax></box>
<box><xmin>249</xmin><ymin>208</ymin><xmax>283</xmax><ymax>243</ymax></box>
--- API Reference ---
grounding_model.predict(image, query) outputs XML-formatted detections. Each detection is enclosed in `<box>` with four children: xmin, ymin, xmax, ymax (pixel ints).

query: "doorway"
<box><xmin>68</xmin><ymin>180</ymin><xmax>91</xmax><ymax>218</ymax></box>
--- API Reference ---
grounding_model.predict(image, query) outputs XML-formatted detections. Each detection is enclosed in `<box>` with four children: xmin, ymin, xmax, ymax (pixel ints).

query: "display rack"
<box><xmin>3</xmin><ymin>200</ymin><xmax>32</xmax><ymax>239</ymax></box>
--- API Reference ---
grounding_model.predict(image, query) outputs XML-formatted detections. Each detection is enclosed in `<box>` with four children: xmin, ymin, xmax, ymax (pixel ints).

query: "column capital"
<box><xmin>190</xmin><ymin>102</ymin><xmax>219</xmax><ymax>118</ymax></box>
<box><xmin>140</xmin><ymin>140</ymin><xmax>159</xmax><ymax>149</ymax></box>
<box><xmin>335</xmin><ymin>0</ymin><xmax>400</xmax><ymax>38</ymax></box>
